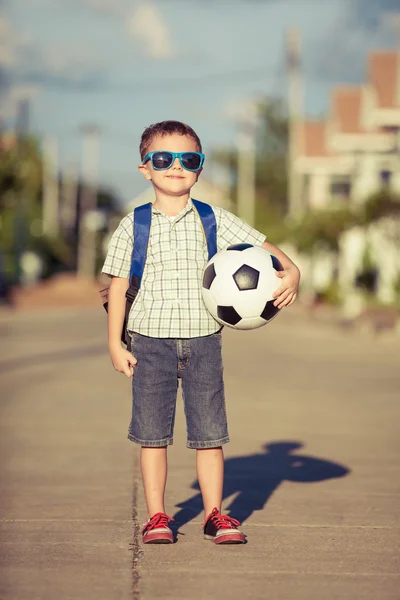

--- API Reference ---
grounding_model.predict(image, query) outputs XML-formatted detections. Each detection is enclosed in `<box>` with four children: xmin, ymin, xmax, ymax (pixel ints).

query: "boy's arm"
<box><xmin>262</xmin><ymin>241</ymin><xmax>300</xmax><ymax>309</ymax></box>
<box><xmin>108</xmin><ymin>275</ymin><xmax>137</xmax><ymax>377</ymax></box>
<box><xmin>215</xmin><ymin>207</ymin><xmax>300</xmax><ymax>308</ymax></box>
<box><xmin>108</xmin><ymin>275</ymin><xmax>129</xmax><ymax>349</ymax></box>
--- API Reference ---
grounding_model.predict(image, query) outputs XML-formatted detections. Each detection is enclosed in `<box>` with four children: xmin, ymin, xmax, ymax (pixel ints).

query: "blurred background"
<box><xmin>1</xmin><ymin>0</ymin><xmax>400</xmax><ymax>327</ymax></box>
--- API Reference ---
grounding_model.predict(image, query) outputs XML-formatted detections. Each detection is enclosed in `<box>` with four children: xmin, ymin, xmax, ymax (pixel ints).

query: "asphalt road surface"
<box><xmin>0</xmin><ymin>307</ymin><xmax>399</xmax><ymax>600</ymax></box>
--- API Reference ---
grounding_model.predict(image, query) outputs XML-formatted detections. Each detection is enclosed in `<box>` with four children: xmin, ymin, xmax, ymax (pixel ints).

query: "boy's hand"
<box><xmin>272</xmin><ymin>265</ymin><xmax>300</xmax><ymax>308</ymax></box>
<box><xmin>110</xmin><ymin>346</ymin><xmax>137</xmax><ymax>378</ymax></box>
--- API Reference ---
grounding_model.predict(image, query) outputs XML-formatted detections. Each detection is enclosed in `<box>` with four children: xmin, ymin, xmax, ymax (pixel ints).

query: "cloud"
<box><xmin>7</xmin><ymin>26</ymin><xmax>111</xmax><ymax>92</ymax></box>
<box><xmin>306</xmin><ymin>0</ymin><xmax>399</xmax><ymax>85</ymax></box>
<box><xmin>0</xmin><ymin>16</ymin><xmax>14</xmax><ymax>68</ymax></box>
<box><xmin>79</xmin><ymin>0</ymin><xmax>125</xmax><ymax>17</ymax></box>
<box><xmin>0</xmin><ymin>15</ymin><xmax>32</xmax><ymax>69</ymax></box>
<box><xmin>127</xmin><ymin>3</ymin><xmax>174</xmax><ymax>59</ymax></box>
<box><xmin>14</xmin><ymin>54</ymin><xmax>110</xmax><ymax>92</ymax></box>
<box><xmin>352</xmin><ymin>0</ymin><xmax>400</xmax><ymax>30</ymax></box>
<box><xmin>0</xmin><ymin>15</ymin><xmax>39</xmax><ymax>119</ymax></box>
<box><xmin>27</xmin><ymin>0</ymin><xmax>125</xmax><ymax>16</ymax></box>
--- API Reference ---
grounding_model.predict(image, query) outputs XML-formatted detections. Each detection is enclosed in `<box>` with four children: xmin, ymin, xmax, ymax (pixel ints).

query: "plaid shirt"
<box><xmin>102</xmin><ymin>198</ymin><xmax>266</xmax><ymax>338</ymax></box>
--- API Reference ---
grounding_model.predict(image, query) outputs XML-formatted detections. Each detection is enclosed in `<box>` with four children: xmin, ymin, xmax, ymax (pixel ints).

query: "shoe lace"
<box><xmin>210</xmin><ymin>509</ymin><xmax>240</xmax><ymax>530</ymax></box>
<box><xmin>143</xmin><ymin>512</ymin><xmax>173</xmax><ymax>533</ymax></box>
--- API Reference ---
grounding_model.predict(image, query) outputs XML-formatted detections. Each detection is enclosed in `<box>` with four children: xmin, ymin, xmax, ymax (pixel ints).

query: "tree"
<box><xmin>0</xmin><ymin>134</ymin><xmax>43</xmax><ymax>283</ymax></box>
<box><xmin>211</xmin><ymin>97</ymin><xmax>289</xmax><ymax>241</ymax></box>
<box><xmin>0</xmin><ymin>133</ymin><xmax>123</xmax><ymax>283</ymax></box>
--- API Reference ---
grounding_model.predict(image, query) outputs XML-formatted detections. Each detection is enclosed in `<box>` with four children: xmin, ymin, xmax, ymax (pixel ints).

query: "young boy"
<box><xmin>102</xmin><ymin>120</ymin><xmax>300</xmax><ymax>545</ymax></box>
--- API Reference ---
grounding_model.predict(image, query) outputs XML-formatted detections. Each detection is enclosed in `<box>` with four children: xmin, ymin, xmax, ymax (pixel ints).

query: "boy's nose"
<box><xmin>171</xmin><ymin>157</ymin><xmax>182</xmax><ymax>169</ymax></box>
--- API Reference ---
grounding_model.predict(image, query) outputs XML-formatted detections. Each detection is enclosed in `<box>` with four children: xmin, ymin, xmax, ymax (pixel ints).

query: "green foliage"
<box><xmin>0</xmin><ymin>136</ymin><xmax>42</xmax><ymax>201</ymax></box>
<box><xmin>0</xmin><ymin>134</ymin><xmax>122</xmax><ymax>282</ymax></box>
<box><xmin>289</xmin><ymin>206</ymin><xmax>357</xmax><ymax>254</ymax></box>
<box><xmin>360</xmin><ymin>189</ymin><xmax>400</xmax><ymax>223</ymax></box>
<box><xmin>255</xmin><ymin>98</ymin><xmax>288</xmax><ymax>157</ymax></box>
<box><xmin>314</xmin><ymin>281</ymin><xmax>342</xmax><ymax>306</ymax></box>
<box><xmin>288</xmin><ymin>190</ymin><xmax>400</xmax><ymax>255</ymax></box>
<box><xmin>255</xmin><ymin>200</ymin><xmax>289</xmax><ymax>244</ymax></box>
<box><xmin>211</xmin><ymin>97</ymin><xmax>289</xmax><ymax>216</ymax></box>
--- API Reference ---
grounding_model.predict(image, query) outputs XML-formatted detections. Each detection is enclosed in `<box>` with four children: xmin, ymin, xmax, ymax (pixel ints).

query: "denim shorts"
<box><xmin>128</xmin><ymin>332</ymin><xmax>229</xmax><ymax>449</ymax></box>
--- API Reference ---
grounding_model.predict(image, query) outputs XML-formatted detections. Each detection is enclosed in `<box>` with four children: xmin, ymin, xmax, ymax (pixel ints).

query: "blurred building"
<box><xmin>296</xmin><ymin>50</ymin><xmax>400</xmax><ymax>210</ymax></box>
<box><xmin>0</xmin><ymin>132</ymin><xmax>16</xmax><ymax>151</ymax></box>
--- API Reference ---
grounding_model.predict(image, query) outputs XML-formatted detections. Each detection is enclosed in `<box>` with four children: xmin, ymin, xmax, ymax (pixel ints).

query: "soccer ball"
<box><xmin>202</xmin><ymin>243</ymin><xmax>283</xmax><ymax>330</ymax></box>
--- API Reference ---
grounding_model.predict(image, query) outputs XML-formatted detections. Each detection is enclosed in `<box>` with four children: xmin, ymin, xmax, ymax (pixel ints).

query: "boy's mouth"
<box><xmin>167</xmin><ymin>175</ymin><xmax>185</xmax><ymax>180</ymax></box>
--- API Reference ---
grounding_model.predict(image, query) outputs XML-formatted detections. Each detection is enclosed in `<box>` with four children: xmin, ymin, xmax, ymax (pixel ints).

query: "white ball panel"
<box><xmin>226</xmin><ymin>288</ymin><xmax>266</xmax><ymax>318</ymax></box>
<box><xmin>210</xmin><ymin>265</ymin><xmax>239</xmax><ymax>301</ymax></box>
<box><xmin>233</xmin><ymin>316</ymin><xmax>268</xmax><ymax>330</ymax></box>
<box><xmin>201</xmin><ymin>287</ymin><xmax>219</xmax><ymax>320</ymax></box>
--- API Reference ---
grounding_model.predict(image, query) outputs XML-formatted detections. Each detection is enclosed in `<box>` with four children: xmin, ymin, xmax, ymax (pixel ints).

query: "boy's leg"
<box><xmin>196</xmin><ymin>446</ymin><xmax>224</xmax><ymax>518</ymax></box>
<box><xmin>180</xmin><ymin>333</ymin><xmax>229</xmax><ymax>515</ymax></box>
<box><xmin>141</xmin><ymin>446</ymin><xmax>168</xmax><ymax>518</ymax></box>
<box><xmin>181</xmin><ymin>334</ymin><xmax>245</xmax><ymax>543</ymax></box>
<box><xmin>128</xmin><ymin>334</ymin><xmax>178</xmax><ymax>542</ymax></box>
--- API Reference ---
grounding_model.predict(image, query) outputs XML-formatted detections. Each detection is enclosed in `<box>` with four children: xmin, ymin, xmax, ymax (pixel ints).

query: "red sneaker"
<box><xmin>203</xmin><ymin>508</ymin><xmax>246</xmax><ymax>544</ymax></box>
<box><xmin>142</xmin><ymin>512</ymin><xmax>174</xmax><ymax>544</ymax></box>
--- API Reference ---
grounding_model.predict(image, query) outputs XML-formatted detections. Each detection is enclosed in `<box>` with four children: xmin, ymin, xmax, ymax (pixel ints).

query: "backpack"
<box><xmin>101</xmin><ymin>198</ymin><xmax>217</xmax><ymax>346</ymax></box>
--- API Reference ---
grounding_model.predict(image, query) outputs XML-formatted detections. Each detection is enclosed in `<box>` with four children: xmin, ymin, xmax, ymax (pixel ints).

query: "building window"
<box><xmin>380</xmin><ymin>170</ymin><xmax>391</xmax><ymax>187</ymax></box>
<box><xmin>329</xmin><ymin>175</ymin><xmax>351</xmax><ymax>199</ymax></box>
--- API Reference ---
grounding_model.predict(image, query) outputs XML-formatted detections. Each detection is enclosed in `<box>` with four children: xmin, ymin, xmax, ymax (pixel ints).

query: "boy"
<box><xmin>102</xmin><ymin>120</ymin><xmax>300</xmax><ymax>545</ymax></box>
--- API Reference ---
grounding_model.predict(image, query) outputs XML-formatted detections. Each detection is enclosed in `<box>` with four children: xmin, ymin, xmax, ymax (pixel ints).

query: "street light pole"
<box><xmin>61</xmin><ymin>161</ymin><xmax>79</xmax><ymax>235</ymax></box>
<box><xmin>13</xmin><ymin>98</ymin><xmax>31</xmax><ymax>285</ymax></box>
<box><xmin>42</xmin><ymin>136</ymin><xmax>59</xmax><ymax>237</ymax></box>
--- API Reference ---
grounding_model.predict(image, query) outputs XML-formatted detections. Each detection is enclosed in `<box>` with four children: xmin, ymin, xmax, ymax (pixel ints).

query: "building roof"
<box><xmin>368</xmin><ymin>51</ymin><xmax>399</xmax><ymax>108</ymax></box>
<box><xmin>300</xmin><ymin>121</ymin><xmax>332</xmax><ymax>157</ymax></box>
<box><xmin>332</xmin><ymin>87</ymin><xmax>364</xmax><ymax>134</ymax></box>
<box><xmin>0</xmin><ymin>132</ymin><xmax>16</xmax><ymax>151</ymax></box>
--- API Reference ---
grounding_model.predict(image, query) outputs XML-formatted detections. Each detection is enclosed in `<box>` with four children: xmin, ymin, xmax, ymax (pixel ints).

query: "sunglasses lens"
<box><xmin>152</xmin><ymin>152</ymin><xmax>173</xmax><ymax>169</ymax></box>
<box><xmin>181</xmin><ymin>153</ymin><xmax>202</xmax><ymax>171</ymax></box>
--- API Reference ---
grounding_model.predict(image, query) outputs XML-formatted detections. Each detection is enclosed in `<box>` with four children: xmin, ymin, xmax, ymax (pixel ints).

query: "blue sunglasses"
<box><xmin>143</xmin><ymin>151</ymin><xmax>205</xmax><ymax>172</ymax></box>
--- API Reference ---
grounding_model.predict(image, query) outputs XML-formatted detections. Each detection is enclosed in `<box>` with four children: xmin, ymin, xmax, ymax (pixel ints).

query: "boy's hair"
<box><xmin>139</xmin><ymin>120</ymin><xmax>202</xmax><ymax>160</ymax></box>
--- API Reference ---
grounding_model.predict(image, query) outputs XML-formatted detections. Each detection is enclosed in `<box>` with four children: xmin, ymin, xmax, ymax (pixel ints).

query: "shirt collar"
<box><xmin>152</xmin><ymin>197</ymin><xmax>194</xmax><ymax>220</ymax></box>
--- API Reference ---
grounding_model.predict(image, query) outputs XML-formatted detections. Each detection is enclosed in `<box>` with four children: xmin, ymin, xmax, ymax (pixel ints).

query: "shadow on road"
<box><xmin>172</xmin><ymin>441</ymin><xmax>350</xmax><ymax>533</ymax></box>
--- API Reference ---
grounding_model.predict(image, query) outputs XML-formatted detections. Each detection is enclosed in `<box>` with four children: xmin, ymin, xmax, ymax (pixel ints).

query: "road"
<box><xmin>0</xmin><ymin>307</ymin><xmax>399</xmax><ymax>599</ymax></box>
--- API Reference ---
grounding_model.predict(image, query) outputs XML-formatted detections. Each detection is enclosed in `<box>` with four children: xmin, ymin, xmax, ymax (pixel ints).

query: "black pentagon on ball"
<box><xmin>203</xmin><ymin>263</ymin><xmax>217</xmax><ymax>289</ymax></box>
<box><xmin>217</xmin><ymin>305</ymin><xmax>242</xmax><ymax>325</ymax></box>
<box><xmin>271</xmin><ymin>254</ymin><xmax>284</xmax><ymax>271</ymax></box>
<box><xmin>233</xmin><ymin>264</ymin><xmax>259</xmax><ymax>291</ymax></box>
<box><xmin>227</xmin><ymin>243</ymin><xmax>253</xmax><ymax>251</ymax></box>
<box><xmin>261</xmin><ymin>300</ymin><xmax>280</xmax><ymax>321</ymax></box>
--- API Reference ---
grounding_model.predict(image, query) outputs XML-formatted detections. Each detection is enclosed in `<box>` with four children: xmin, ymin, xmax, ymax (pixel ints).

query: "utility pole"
<box><xmin>60</xmin><ymin>161</ymin><xmax>78</xmax><ymax>235</ymax></box>
<box><xmin>237</xmin><ymin>101</ymin><xmax>257</xmax><ymax>227</ymax></box>
<box><xmin>77</xmin><ymin>124</ymin><xmax>100</xmax><ymax>279</ymax></box>
<box><xmin>13</xmin><ymin>98</ymin><xmax>31</xmax><ymax>285</ymax></box>
<box><xmin>42</xmin><ymin>136</ymin><xmax>60</xmax><ymax>237</ymax></box>
<box><xmin>286</xmin><ymin>28</ymin><xmax>303</xmax><ymax>220</ymax></box>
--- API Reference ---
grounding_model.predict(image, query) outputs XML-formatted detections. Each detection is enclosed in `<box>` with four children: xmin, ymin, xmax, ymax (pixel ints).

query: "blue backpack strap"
<box><xmin>192</xmin><ymin>198</ymin><xmax>217</xmax><ymax>260</ymax></box>
<box><xmin>129</xmin><ymin>202</ymin><xmax>152</xmax><ymax>288</ymax></box>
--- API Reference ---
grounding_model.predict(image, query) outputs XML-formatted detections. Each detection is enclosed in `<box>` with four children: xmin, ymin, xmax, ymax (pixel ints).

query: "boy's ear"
<box><xmin>195</xmin><ymin>168</ymin><xmax>203</xmax><ymax>181</ymax></box>
<box><xmin>138</xmin><ymin>163</ymin><xmax>152</xmax><ymax>180</ymax></box>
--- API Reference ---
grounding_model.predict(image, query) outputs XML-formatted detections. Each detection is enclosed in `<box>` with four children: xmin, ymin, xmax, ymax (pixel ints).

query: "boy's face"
<box><xmin>138</xmin><ymin>133</ymin><xmax>202</xmax><ymax>197</ymax></box>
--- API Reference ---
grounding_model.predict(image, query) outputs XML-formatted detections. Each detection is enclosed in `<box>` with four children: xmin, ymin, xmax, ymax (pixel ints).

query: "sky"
<box><xmin>1</xmin><ymin>0</ymin><xmax>399</xmax><ymax>205</ymax></box>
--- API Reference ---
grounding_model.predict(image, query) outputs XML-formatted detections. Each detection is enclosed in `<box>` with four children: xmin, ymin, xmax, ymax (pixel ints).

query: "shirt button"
<box><xmin>175</xmin><ymin>272</ymin><xmax>179</xmax><ymax>277</ymax></box>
